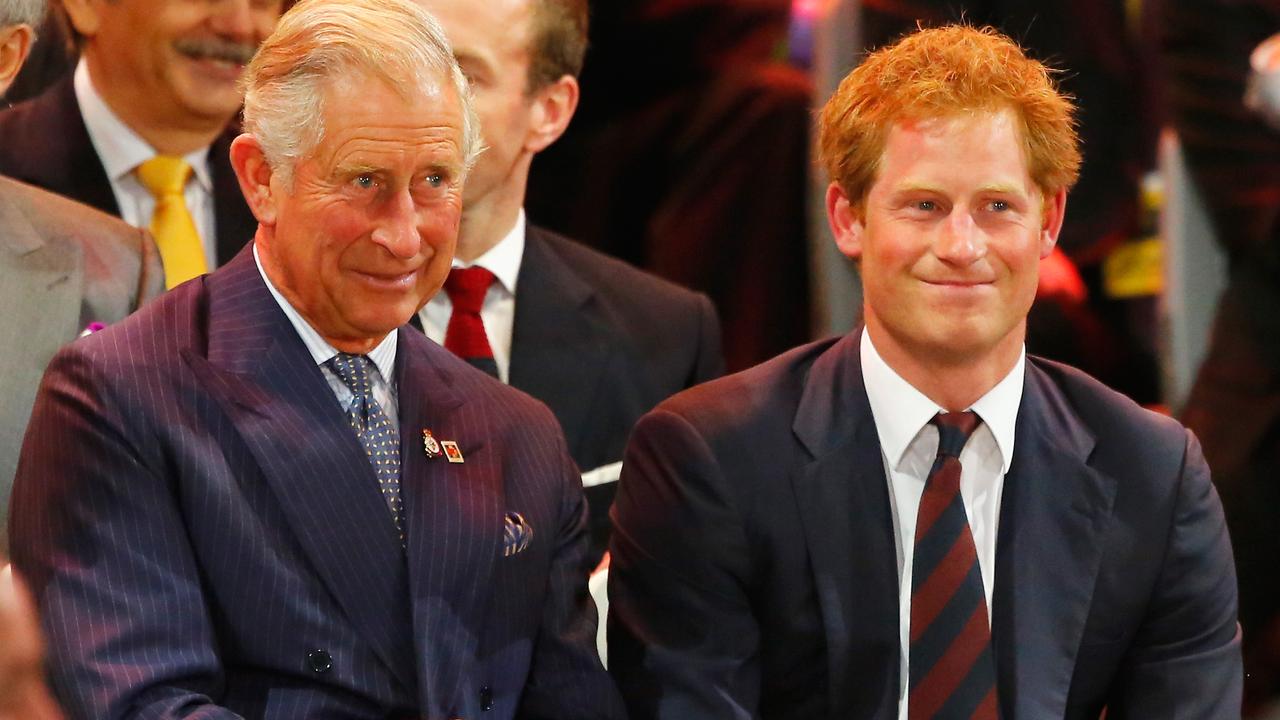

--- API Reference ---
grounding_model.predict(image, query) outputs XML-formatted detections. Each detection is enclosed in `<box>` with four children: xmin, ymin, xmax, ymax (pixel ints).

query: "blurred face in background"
<box><xmin>64</xmin><ymin>0</ymin><xmax>283</xmax><ymax>132</ymax></box>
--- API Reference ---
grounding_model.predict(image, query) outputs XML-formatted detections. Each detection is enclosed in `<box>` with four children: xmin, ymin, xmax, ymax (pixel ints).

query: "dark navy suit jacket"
<box><xmin>9</xmin><ymin>248</ymin><xmax>624</xmax><ymax>719</ymax></box>
<box><xmin>609</xmin><ymin>332</ymin><xmax>1241</xmax><ymax>718</ymax></box>
<box><xmin>0</xmin><ymin>75</ymin><xmax>257</xmax><ymax>267</ymax></box>
<box><xmin>508</xmin><ymin>225</ymin><xmax>723</xmax><ymax>564</ymax></box>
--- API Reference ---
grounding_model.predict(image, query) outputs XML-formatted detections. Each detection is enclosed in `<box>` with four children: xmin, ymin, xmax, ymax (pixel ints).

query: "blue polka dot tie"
<box><xmin>327</xmin><ymin>353</ymin><xmax>404</xmax><ymax>544</ymax></box>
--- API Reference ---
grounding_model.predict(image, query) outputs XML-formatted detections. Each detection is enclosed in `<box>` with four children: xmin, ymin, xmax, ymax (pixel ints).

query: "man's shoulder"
<box><xmin>0</xmin><ymin>176</ymin><xmax>143</xmax><ymax>252</ymax></box>
<box><xmin>526</xmin><ymin>224</ymin><xmax>710</xmax><ymax>310</ymax></box>
<box><xmin>1029</xmin><ymin>355</ymin><xmax>1191</xmax><ymax>463</ymax></box>
<box><xmin>650</xmin><ymin>337</ymin><xmax>840</xmax><ymax>435</ymax></box>
<box><xmin>0</xmin><ymin>79</ymin><xmax>77</xmax><ymax>177</ymax></box>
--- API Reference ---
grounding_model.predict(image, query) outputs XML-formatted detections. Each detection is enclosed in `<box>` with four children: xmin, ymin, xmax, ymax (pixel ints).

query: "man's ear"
<box><xmin>1039</xmin><ymin>187</ymin><xmax>1067</xmax><ymax>258</ymax></box>
<box><xmin>61</xmin><ymin>0</ymin><xmax>103</xmax><ymax>39</ymax></box>
<box><xmin>524</xmin><ymin>74</ymin><xmax>579</xmax><ymax>154</ymax></box>
<box><xmin>826</xmin><ymin>182</ymin><xmax>865</xmax><ymax>261</ymax></box>
<box><xmin>0</xmin><ymin>24</ymin><xmax>33</xmax><ymax>96</ymax></box>
<box><xmin>229</xmin><ymin>134</ymin><xmax>279</xmax><ymax>226</ymax></box>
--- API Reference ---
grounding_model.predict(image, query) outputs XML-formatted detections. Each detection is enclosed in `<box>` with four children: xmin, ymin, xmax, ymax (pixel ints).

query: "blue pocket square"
<box><xmin>503</xmin><ymin>512</ymin><xmax>533</xmax><ymax>557</ymax></box>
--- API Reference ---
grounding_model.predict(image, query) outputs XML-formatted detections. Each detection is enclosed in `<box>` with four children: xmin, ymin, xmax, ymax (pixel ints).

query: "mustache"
<box><xmin>173</xmin><ymin>37</ymin><xmax>258</xmax><ymax>65</ymax></box>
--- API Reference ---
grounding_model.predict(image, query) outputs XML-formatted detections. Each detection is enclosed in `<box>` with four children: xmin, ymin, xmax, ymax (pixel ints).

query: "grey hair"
<box><xmin>0</xmin><ymin>0</ymin><xmax>46</xmax><ymax>28</ymax></box>
<box><xmin>240</xmin><ymin>0</ymin><xmax>482</xmax><ymax>186</ymax></box>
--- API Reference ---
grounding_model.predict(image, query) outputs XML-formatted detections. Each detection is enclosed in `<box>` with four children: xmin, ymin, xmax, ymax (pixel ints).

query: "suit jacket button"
<box><xmin>479</xmin><ymin>685</ymin><xmax>493</xmax><ymax>711</ymax></box>
<box><xmin>306</xmin><ymin>649</ymin><xmax>332</xmax><ymax>674</ymax></box>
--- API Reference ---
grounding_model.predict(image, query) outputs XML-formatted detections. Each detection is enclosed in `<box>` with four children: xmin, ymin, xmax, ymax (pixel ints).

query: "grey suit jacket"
<box><xmin>0</xmin><ymin>176</ymin><xmax>163</xmax><ymax>553</ymax></box>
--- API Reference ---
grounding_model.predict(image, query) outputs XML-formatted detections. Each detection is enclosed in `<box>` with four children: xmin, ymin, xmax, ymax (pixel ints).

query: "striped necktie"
<box><xmin>909</xmin><ymin>411</ymin><xmax>997</xmax><ymax>719</ymax></box>
<box><xmin>327</xmin><ymin>353</ymin><xmax>405</xmax><ymax>545</ymax></box>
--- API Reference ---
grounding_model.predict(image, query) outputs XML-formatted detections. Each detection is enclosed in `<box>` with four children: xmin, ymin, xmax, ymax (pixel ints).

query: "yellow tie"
<box><xmin>136</xmin><ymin>156</ymin><xmax>208</xmax><ymax>289</ymax></box>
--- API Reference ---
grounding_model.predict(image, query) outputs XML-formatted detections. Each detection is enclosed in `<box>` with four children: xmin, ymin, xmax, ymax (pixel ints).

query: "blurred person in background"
<box><xmin>1162</xmin><ymin>0</ymin><xmax>1280</xmax><ymax>714</ymax></box>
<box><xmin>0</xmin><ymin>0</ymin><xmax>284</xmax><ymax>289</ymax></box>
<box><xmin>0</xmin><ymin>0</ymin><xmax>163</xmax><ymax>555</ymax></box>
<box><xmin>415</xmin><ymin>0</ymin><xmax>724</xmax><ymax>570</ymax></box>
<box><xmin>526</xmin><ymin>0</ymin><xmax>810</xmax><ymax>372</ymax></box>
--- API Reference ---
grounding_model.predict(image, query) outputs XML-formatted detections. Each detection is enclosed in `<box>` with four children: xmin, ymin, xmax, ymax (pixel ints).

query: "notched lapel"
<box><xmin>993</xmin><ymin>364</ymin><xmax>1114</xmax><ymax>718</ymax></box>
<box><xmin>790</xmin><ymin>334</ymin><xmax>900</xmax><ymax>717</ymax></box>
<box><xmin>508</xmin><ymin>230</ymin><xmax>613</xmax><ymax>460</ymax></box>
<box><xmin>183</xmin><ymin>255</ymin><xmax>417</xmax><ymax>693</ymax></box>
<box><xmin>396</xmin><ymin>332</ymin><xmax>504</xmax><ymax>714</ymax></box>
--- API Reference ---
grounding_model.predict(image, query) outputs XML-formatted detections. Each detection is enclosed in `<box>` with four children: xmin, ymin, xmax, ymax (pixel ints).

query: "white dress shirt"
<box><xmin>860</xmin><ymin>331</ymin><xmax>1024</xmax><ymax>720</ymax></box>
<box><xmin>419</xmin><ymin>210</ymin><xmax>525</xmax><ymax>383</ymax></box>
<box><xmin>255</xmin><ymin>245</ymin><xmax>400</xmax><ymax>429</ymax></box>
<box><xmin>75</xmin><ymin>59</ymin><xmax>219</xmax><ymax>269</ymax></box>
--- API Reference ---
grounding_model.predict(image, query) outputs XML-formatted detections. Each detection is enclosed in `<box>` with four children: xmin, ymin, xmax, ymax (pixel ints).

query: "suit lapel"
<box><xmin>508</xmin><ymin>227</ymin><xmax>613</xmax><ymax>460</ymax></box>
<box><xmin>992</xmin><ymin>362</ymin><xmax>1115</xmax><ymax>717</ymax></box>
<box><xmin>395</xmin><ymin>331</ymin><xmax>503</xmax><ymax>715</ymax></box>
<box><xmin>24</xmin><ymin>77</ymin><xmax>120</xmax><ymax>216</ymax></box>
<box><xmin>790</xmin><ymin>333</ymin><xmax>900</xmax><ymax>717</ymax></box>
<box><xmin>181</xmin><ymin>250</ymin><xmax>417</xmax><ymax>693</ymax></box>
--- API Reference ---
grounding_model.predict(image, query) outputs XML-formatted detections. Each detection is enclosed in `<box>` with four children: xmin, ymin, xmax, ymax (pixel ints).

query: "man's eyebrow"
<box><xmin>976</xmin><ymin>182</ymin><xmax>1027</xmax><ymax>195</ymax></box>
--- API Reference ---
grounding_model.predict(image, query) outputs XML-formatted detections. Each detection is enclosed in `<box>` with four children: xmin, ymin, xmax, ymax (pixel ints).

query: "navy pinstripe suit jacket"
<box><xmin>8</xmin><ymin>247</ymin><xmax>624</xmax><ymax>720</ymax></box>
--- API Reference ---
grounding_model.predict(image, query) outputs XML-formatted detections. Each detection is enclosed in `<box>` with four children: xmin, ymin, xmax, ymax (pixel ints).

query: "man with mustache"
<box><xmin>0</xmin><ymin>0</ymin><xmax>283</xmax><ymax>288</ymax></box>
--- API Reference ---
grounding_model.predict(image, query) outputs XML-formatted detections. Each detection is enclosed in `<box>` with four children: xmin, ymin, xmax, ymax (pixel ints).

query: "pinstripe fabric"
<box><xmin>8</xmin><ymin>247</ymin><xmax>624</xmax><ymax>720</ymax></box>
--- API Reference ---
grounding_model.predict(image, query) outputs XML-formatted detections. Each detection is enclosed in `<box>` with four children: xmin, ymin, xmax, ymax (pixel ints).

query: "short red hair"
<box><xmin>818</xmin><ymin>24</ymin><xmax>1080</xmax><ymax>208</ymax></box>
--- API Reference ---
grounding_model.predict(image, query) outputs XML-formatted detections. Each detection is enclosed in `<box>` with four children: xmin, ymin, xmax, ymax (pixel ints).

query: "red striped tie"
<box><xmin>909</xmin><ymin>411</ymin><xmax>998</xmax><ymax>719</ymax></box>
<box><xmin>443</xmin><ymin>266</ymin><xmax>499</xmax><ymax>378</ymax></box>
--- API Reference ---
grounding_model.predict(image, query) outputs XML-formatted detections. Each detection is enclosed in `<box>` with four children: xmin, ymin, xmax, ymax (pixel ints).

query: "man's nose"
<box><xmin>210</xmin><ymin>0</ymin><xmax>256</xmax><ymax>41</ymax></box>
<box><xmin>933</xmin><ymin>210</ymin><xmax>986</xmax><ymax>265</ymax></box>
<box><xmin>370</xmin><ymin>189</ymin><xmax>422</xmax><ymax>259</ymax></box>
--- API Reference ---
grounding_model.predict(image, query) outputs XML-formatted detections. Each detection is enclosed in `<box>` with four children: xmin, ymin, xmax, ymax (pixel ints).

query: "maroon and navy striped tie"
<box><xmin>443</xmin><ymin>266</ymin><xmax>499</xmax><ymax>379</ymax></box>
<box><xmin>908</xmin><ymin>411</ymin><xmax>998</xmax><ymax>719</ymax></box>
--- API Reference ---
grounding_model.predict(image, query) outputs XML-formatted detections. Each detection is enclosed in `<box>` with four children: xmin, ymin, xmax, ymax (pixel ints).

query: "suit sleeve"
<box><xmin>1106</xmin><ymin>430</ymin><xmax>1243</xmax><ymax>716</ymax></box>
<box><xmin>608</xmin><ymin>408</ymin><xmax>760</xmax><ymax>719</ymax></box>
<box><xmin>516</xmin><ymin>427</ymin><xmax>626</xmax><ymax>720</ymax></box>
<box><xmin>9</xmin><ymin>345</ymin><xmax>241</xmax><ymax>720</ymax></box>
<box><xmin>689</xmin><ymin>293</ymin><xmax>725</xmax><ymax>386</ymax></box>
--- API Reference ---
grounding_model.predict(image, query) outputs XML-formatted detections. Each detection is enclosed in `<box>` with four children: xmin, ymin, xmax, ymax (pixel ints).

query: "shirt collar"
<box><xmin>253</xmin><ymin>244</ymin><xmax>398</xmax><ymax>383</ymax></box>
<box><xmin>452</xmin><ymin>209</ymin><xmax>525</xmax><ymax>295</ymax></box>
<box><xmin>861</xmin><ymin>330</ymin><xmax>1023</xmax><ymax>474</ymax></box>
<box><xmin>74</xmin><ymin>59</ymin><xmax>213</xmax><ymax>192</ymax></box>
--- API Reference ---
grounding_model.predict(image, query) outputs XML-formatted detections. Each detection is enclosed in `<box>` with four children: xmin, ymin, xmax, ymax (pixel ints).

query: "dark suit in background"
<box><xmin>510</xmin><ymin>225</ymin><xmax>723</xmax><ymax>564</ymax></box>
<box><xmin>0</xmin><ymin>175</ymin><xmax>163</xmax><ymax>555</ymax></box>
<box><xmin>0</xmin><ymin>76</ymin><xmax>257</xmax><ymax>267</ymax></box>
<box><xmin>9</xmin><ymin>248</ymin><xmax>622</xmax><ymax>718</ymax></box>
<box><xmin>1161</xmin><ymin>0</ymin><xmax>1280</xmax><ymax>710</ymax></box>
<box><xmin>608</xmin><ymin>333</ymin><xmax>1241</xmax><ymax>718</ymax></box>
<box><xmin>527</xmin><ymin>0</ymin><xmax>810</xmax><ymax>372</ymax></box>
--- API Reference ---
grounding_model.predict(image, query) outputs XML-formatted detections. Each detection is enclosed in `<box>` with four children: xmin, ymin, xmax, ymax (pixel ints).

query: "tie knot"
<box><xmin>930</xmin><ymin>411</ymin><xmax>982</xmax><ymax>458</ymax></box>
<box><xmin>327</xmin><ymin>353</ymin><xmax>374</xmax><ymax>397</ymax></box>
<box><xmin>444</xmin><ymin>266</ymin><xmax>496</xmax><ymax>313</ymax></box>
<box><xmin>136</xmin><ymin>155</ymin><xmax>193</xmax><ymax>198</ymax></box>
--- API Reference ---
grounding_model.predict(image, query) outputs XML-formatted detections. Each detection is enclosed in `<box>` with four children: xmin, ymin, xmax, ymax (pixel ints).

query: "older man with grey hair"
<box><xmin>0</xmin><ymin>0</ymin><xmax>42</xmax><ymax>95</ymax></box>
<box><xmin>7</xmin><ymin>0</ymin><xmax>625</xmax><ymax>717</ymax></box>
